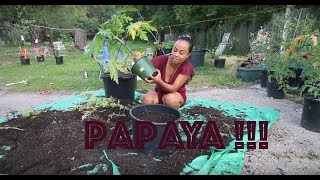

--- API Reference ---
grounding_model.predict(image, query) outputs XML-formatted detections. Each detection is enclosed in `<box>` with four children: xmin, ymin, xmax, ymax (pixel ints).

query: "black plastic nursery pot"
<box><xmin>36</xmin><ymin>55</ymin><xmax>45</xmax><ymax>62</ymax></box>
<box><xmin>55</xmin><ymin>56</ymin><xmax>63</xmax><ymax>64</ymax></box>
<box><xmin>20</xmin><ymin>56</ymin><xmax>25</xmax><ymax>65</ymax></box>
<box><xmin>286</xmin><ymin>67</ymin><xmax>303</xmax><ymax>87</ymax></box>
<box><xmin>237</xmin><ymin>67</ymin><xmax>263</xmax><ymax>82</ymax></box>
<box><xmin>129</xmin><ymin>104</ymin><xmax>182</xmax><ymax>156</ymax></box>
<box><xmin>21</xmin><ymin>58</ymin><xmax>30</xmax><ymax>65</ymax></box>
<box><xmin>260</xmin><ymin>70</ymin><xmax>268</xmax><ymax>88</ymax></box>
<box><xmin>213</xmin><ymin>58</ymin><xmax>226</xmax><ymax>68</ymax></box>
<box><xmin>131</xmin><ymin>56</ymin><xmax>158</xmax><ymax>81</ymax></box>
<box><xmin>266</xmin><ymin>78</ymin><xmax>285</xmax><ymax>99</ymax></box>
<box><xmin>189</xmin><ymin>50</ymin><xmax>208</xmax><ymax>68</ymax></box>
<box><xmin>101</xmin><ymin>72</ymin><xmax>137</xmax><ymax>100</ymax></box>
<box><xmin>301</xmin><ymin>94</ymin><xmax>320</xmax><ymax>133</ymax></box>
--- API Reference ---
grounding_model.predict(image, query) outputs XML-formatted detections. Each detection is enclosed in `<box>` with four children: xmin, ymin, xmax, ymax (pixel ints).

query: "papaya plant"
<box><xmin>88</xmin><ymin>6</ymin><xmax>157</xmax><ymax>84</ymax></box>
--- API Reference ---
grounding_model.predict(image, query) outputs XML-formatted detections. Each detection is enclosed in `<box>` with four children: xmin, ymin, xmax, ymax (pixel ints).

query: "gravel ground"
<box><xmin>187</xmin><ymin>84</ymin><xmax>320</xmax><ymax>175</ymax></box>
<box><xmin>1</xmin><ymin>84</ymin><xmax>320</xmax><ymax>175</ymax></box>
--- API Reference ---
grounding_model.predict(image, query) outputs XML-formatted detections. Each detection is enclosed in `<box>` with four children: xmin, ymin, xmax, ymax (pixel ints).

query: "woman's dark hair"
<box><xmin>177</xmin><ymin>33</ymin><xmax>193</xmax><ymax>53</ymax></box>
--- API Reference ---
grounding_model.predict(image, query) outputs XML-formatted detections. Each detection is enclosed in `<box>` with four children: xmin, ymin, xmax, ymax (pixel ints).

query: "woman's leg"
<box><xmin>142</xmin><ymin>90</ymin><xmax>159</xmax><ymax>104</ymax></box>
<box><xmin>162</xmin><ymin>92</ymin><xmax>184</xmax><ymax>109</ymax></box>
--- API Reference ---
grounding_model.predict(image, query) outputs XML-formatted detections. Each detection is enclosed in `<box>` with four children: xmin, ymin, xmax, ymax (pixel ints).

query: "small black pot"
<box><xmin>266</xmin><ymin>78</ymin><xmax>285</xmax><ymax>99</ymax></box>
<box><xmin>55</xmin><ymin>56</ymin><xmax>63</xmax><ymax>64</ymax></box>
<box><xmin>21</xmin><ymin>58</ymin><xmax>30</xmax><ymax>65</ymax></box>
<box><xmin>213</xmin><ymin>58</ymin><xmax>226</xmax><ymax>68</ymax></box>
<box><xmin>36</xmin><ymin>55</ymin><xmax>45</xmax><ymax>62</ymax></box>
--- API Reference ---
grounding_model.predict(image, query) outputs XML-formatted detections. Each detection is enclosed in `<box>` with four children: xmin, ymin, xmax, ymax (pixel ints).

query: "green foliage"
<box><xmin>88</xmin><ymin>5</ymin><xmax>157</xmax><ymax>84</ymax></box>
<box><xmin>58</xmin><ymin>33</ymin><xmax>74</xmax><ymax>47</ymax></box>
<box><xmin>22</xmin><ymin>109</ymin><xmax>41</xmax><ymax>117</ymax></box>
<box><xmin>70</xmin><ymin>93</ymin><xmax>140</xmax><ymax>120</ymax></box>
<box><xmin>265</xmin><ymin>53</ymin><xmax>295</xmax><ymax>91</ymax></box>
<box><xmin>8</xmin><ymin>19</ymin><xmax>36</xmax><ymax>44</ymax></box>
<box><xmin>158</xmin><ymin>40</ymin><xmax>175</xmax><ymax>49</ymax></box>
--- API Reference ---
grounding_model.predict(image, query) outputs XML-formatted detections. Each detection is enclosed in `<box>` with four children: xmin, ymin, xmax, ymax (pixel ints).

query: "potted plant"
<box><xmin>21</xmin><ymin>48</ymin><xmax>30</xmax><ymax>65</ymax></box>
<box><xmin>36</xmin><ymin>47</ymin><xmax>44</xmax><ymax>62</ymax></box>
<box><xmin>298</xmin><ymin>44</ymin><xmax>320</xmax><ymax>132</ymax></box>
<box><xmin>264</xmin><ymin>53</ymin><xmax>299</xmax><ymax>99</ymax></box>
<box><xmin>300</xmin><ymin>75</ymin><xmax>320</xmax><ymax>133</ymax></box>
<box><xmin>89</xmin><ymin>6</ymin><xmax>157</xmax><ymax>100</ymax></box>
<box><xmin>53</xmin><ymin>49</ymin><xmax>63</xmax><ymax>64</ymax></box>
<box><xmin>209</xmin><ymin>48</ymin><xmax>226</xmax><ymax>68</ymax></box>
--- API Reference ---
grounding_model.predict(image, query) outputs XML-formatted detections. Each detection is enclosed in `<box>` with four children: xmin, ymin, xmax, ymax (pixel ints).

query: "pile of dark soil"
<box><xmin>0</xmin><ymin>99</ymin><xmax>244</xmax><ymax>175</ymax></box>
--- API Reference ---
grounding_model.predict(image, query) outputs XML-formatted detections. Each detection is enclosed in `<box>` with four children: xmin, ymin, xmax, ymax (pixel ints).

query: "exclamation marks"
<box><xmin>259</xmin><ymin>121</ymin><xmax>268</xmax><ymax>149</ymax></box>
<box><xmin>234</xmin><ymin>121</ymin><xmax>268</xmax><ymax>149</ymax></box>
<box><xmin>234</xmin><ymin>121</ymin><xmax>244</xmax><ymax>149</ymax></box>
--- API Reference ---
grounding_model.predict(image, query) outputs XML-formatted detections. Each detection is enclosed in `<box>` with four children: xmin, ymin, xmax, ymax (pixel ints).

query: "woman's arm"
<box><xmin>147</xmin><ymin>69</ymin><xmax>190</xmax><ymax>93</ymax></box>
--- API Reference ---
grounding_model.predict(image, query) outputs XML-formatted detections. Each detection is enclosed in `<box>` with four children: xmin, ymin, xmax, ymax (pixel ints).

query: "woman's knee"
<box><xmin>143</xmin><ymin>91</ymin><xmax>159</xmax><ymax>104</ymax></box>
<box><xmin>162</xmin><ymin>93</ymin><xmax>184</xmax><ymax>108</ymax></box>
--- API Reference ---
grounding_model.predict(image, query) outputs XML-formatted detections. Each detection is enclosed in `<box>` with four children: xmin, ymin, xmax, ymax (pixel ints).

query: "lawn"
<box><xmin>0</xmin><ymin>41</ymin><xmax>244</xmax><ymax>92</ymax></box>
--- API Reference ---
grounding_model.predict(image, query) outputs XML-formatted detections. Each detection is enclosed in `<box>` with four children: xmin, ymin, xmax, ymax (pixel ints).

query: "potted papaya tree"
<box><xmin>299</xmin><ymin>43</ymin><xmax>320</xmax><ymax>133</ymax></box>
<box><xmin>88</xmin><ymin>6</ymin><xmax>158</xmax><ymax>100</ymax></box>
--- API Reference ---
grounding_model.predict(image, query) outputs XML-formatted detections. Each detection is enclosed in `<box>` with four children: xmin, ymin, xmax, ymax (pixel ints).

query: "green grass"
<box><xmin>191</xmin><ymin>57</ymin><xmax>243</xmax><ymax>88</ymax></box>
<box><xmin>0</xmin><ymin>41</ymin><xmax>243</xmax><ymax>92</ymax></box>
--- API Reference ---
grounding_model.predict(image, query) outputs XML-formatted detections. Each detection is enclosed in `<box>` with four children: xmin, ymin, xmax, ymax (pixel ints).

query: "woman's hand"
<box><xmin>145</xmin><ymin>69</ymin><xmax>161</xmax><ymax>84</ymax></box>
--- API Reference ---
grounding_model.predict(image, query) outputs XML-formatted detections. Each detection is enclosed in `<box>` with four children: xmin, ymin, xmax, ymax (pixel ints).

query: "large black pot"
<box><xmin>101</xmin><ymin>72</ymin><xmax>137</xmax><ymax>100</ymax></box>
<box><xmin>213</xmin><ymin>58</ymin><xmax>226</xmax><ymax>68</ymax></box>
<box><xmin>301</xmin><ymin>94</ymin><xmax>320</xmax><ymax>133</ymax></box>
<box><xmin>266</xmin><ymin>78</ymin><xmax>285</xmax><ymax>99</ymax></box>
<box><xmin>129</xmin><ymin>104</ymin><xmax>181</xmax><ymax>156</ymax></box>
<box><xmin>189</xmin><ymin>50</ymin><xmax>208</xmax><ymax>68</ymax></box>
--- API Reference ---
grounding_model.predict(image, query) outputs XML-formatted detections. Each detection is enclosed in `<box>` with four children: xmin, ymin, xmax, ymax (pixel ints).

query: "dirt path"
<box><xmin>0</xmin><ymin>84</ymin><xmax>319</xmax><ymax>175</ymax></box>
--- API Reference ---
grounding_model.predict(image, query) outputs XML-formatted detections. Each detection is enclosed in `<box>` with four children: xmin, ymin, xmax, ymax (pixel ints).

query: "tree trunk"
<box><xmin>280</xmin><ymin>5</ymin><xmax>293</xmax><ymax>54</ymax></box>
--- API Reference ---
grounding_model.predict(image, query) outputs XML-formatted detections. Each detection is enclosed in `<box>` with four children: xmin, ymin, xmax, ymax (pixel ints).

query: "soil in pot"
<box><xmin>0</xmin><ymin>100</ymin><xmax>244</xmax><ymax>175</ymax></box>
